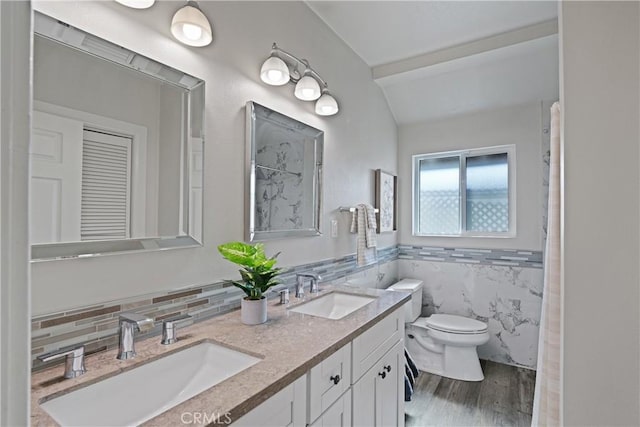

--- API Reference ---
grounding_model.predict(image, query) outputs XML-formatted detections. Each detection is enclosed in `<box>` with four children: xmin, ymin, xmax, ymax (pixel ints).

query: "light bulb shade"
<box><xmin>171</xmin><ymin>4</ymin><xmax>212</xmax><ymax>47</ymax></box>
<box><xmin>260</xmin><ymin>56</ymin><xmax>290</xmax><ymax>86</ymax></box>
<box><xmin>294</xmin><ymin>75</ymin><xmax>321</xmax><ymax>101</ymax></box>
<box><xmin>115</xmin><ymin>0</ymin><xmax>155</xmax><ymax>9</ymax></box>
<box><xmin>315</xmin><ymin>93</ymin><xmax>339</xmax><ymax>116</ymax></box>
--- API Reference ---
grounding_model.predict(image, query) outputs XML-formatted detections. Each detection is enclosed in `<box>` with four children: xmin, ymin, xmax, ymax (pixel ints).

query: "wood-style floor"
<box><xmin>405</xmin><ymin>360</ymin><xmax>536</xmax><ymax>427</ymax></box>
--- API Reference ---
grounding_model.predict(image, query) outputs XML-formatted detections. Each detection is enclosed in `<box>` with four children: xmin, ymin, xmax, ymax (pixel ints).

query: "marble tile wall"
<box><xmin>398</xmin><ymin>256</ymin><xmax>543</xmax><ymax>369</ymax></box>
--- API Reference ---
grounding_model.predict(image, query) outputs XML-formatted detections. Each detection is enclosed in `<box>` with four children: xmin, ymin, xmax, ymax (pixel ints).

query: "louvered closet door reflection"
<box><xmin>81</xmin><ymin>129</ymin><xmax>132</xmax><ymax>241</ymax></box>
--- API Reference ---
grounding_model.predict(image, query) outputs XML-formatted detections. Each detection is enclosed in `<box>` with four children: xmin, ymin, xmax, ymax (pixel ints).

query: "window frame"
<box><xmin>412</xmin><ymin>144</ymin><xmax>516</xmax><ymax>238</ymax></box>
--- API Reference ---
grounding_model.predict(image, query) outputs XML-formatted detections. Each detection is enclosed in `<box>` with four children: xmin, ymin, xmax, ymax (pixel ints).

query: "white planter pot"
<box><xmin>241</xmin><ymin>297</ymin><xmax>267</xmax><ymax>325</ymax></box>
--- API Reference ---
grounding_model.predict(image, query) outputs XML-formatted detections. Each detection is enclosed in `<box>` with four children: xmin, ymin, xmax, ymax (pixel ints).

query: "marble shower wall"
<box><xmin>398</xmin><ymin>258</ymin><xmax>543</xmax><ymax>369</ymax></box>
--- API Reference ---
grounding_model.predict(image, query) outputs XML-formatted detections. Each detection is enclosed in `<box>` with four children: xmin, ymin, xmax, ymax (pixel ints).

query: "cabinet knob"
<box><xmin>384</xmin><ymin>365</ymin><xmax>391</xmax><ymax>373</ymax></box>
<box><xmin>330</xmin><ymin>374</ymin><xmax>341</xmax><ymax>385</ymax></box>
<box><xmin>378</xmin><ymin>371</ymin><xmax>387</xmax><ymax>379</ymax></box>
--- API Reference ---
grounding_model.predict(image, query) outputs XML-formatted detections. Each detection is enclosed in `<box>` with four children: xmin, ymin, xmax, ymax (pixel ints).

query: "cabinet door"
<box><xmin>352</xmin><ymin>370</ymin><xmax>375</xmax><ymax>427</ymax></box>
<box><xmin>376</xmin><ymin>342</ymin><xmax>403</xmax><ymax>427</ymax></box>
<box><xmin>234</xmin><ymin>375</ymin><xmax>307</xmax><ymax>427</ymax></box>
<box><xmin>352</xmin><ymin>341</ymin><xmax>403</xmax><ymax>427</ymax></box>
<box><xmin>310</xmin><ymin>390</ymin><xmax>352</xmax><ymax>427</ymax></box>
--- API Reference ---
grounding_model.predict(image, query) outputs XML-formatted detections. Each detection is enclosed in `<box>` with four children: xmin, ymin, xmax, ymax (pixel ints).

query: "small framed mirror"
<box><xmin>245</xmin><ymin>102</ymin><xmax>323</xmax><ymax>241</ymax></box>
<box><xmin>31</xmin><ymin>12</ymin><xmax>205</xmax><ymax>261</ymax></box>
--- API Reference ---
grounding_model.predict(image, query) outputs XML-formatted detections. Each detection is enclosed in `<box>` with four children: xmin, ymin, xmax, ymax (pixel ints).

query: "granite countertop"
<box><xmin>31</xmin><ymin>285</ymin><xmax>409</xmax><ymax>426</ymax></box>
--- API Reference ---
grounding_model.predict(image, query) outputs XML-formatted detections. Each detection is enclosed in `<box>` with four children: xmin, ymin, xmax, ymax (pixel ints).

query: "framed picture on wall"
<box><xmin>375</xmin><ymin>169</ymin><xmax>397</xmax><ymax>233</ymax></box>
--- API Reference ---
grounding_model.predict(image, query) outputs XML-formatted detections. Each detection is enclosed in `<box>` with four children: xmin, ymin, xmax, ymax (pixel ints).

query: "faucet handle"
<box><xmin>37</xmin><ymin>345</ymin><xmax>86</xmax><ymax>379</ymax></box>
<box><xmin>270</xmin><ymin>285</ymin><xmax>290</xmax><ymax>304</ymax></box>
<box><xmin>119</xmin><ymin>312</ymin><xmax>155</xmax><ymax>332</ymax></box>
<box><xmin>310</xmin><ymin>274</ymin><xmax>322</xmax><ymax>293</ymax></box>
<box><xmin>161</xmin><ymin>314</ymin><xmax>193</xmax><ymax>345</ymax></box>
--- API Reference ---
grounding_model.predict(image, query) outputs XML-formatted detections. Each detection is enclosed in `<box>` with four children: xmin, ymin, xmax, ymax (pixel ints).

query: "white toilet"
<box><xmin>388</xmin><ymin>279</ymin><xmax>490</xmax><ymax>381</ymax></box>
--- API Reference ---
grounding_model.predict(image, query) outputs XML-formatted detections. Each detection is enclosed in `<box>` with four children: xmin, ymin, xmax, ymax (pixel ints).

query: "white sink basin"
<box><xmin>289</xmin><ymin>292</ymin><xmax>376</xmax><ymax>320</ymax></box>
<box><xmin>40</xmin><ymin>342</ymin><xmax>261</xmax><ymax>426</ymax></box>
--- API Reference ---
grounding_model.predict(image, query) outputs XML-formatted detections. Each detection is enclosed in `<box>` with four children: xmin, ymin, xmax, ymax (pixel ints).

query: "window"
<box><xmin>412</xmin><ymin>145</ymin><xmax>515</xmax><ymax>237</ymax></box>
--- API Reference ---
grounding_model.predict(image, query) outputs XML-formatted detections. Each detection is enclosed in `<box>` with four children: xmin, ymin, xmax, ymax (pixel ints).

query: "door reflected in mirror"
<box><xmin>31</xmin><ymin>12</ymin><xmax>205</xmax><ymax>261</ymax></box>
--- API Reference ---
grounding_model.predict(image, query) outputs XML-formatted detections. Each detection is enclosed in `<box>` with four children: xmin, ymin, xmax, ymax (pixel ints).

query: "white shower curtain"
<box><xmin>532</xmin><ymin>102</ymin><xmax>563</xmax><ymax>426</ymax></box>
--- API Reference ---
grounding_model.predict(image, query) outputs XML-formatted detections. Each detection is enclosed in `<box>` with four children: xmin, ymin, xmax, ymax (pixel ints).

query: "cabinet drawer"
<box><xmin>309</xmin><ymin>343</ymin><xmax>351</xmax><ymax>423</ymax></box>
<box><xmin>234</xmin><ymin>375</ymin><xmax>307</xmax><ymax>427</ymax></box>
<box><xmin>351</xmin><ymin>308</ymin><xmax>403</xmax><ymax>382</ymax></box>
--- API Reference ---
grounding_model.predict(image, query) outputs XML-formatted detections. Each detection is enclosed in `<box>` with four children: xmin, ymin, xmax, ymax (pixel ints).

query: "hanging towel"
<box><xmin>405</xmin><ymin>374</ymin><xmax>414</xmax><ymax>402</ymax></box>
<box><xmin>405</xmin><ymin>363</ymin><xmax>415</xmax><ymax>387</ymax></box>
<box><xmin>350</xmin><ymin>204</ymin><xmax>377</xmax><ymax>266</ymax></box>
<box><xmin>405</xmin><ymin>348</ymin><xmax>419</xmax><ymax>379</ymax></box>
<box><xmin>404</xmin><ymin>347</ymin><xmax>419</xmax><ymax>401</ymax></box>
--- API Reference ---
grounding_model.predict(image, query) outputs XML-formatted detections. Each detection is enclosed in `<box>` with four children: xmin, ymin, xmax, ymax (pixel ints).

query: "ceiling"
<box><xmin>307</xmin><ymin>1</ymin><xmax>559</xmax><ymax>125</ymax></box>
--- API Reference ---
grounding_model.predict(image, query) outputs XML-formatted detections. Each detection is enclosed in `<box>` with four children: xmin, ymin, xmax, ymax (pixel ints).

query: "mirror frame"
<box><xmin>31</xmin><ymin>12</ymin><xmax>206</xmax><ymax>262</ymax></box>
<box><xmin>245</xmin><ymin>101</ymin><xmax>323</xmax><ymax>241</ymax></box>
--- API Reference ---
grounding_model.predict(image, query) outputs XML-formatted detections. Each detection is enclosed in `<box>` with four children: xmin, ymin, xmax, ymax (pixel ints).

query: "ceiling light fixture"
<box><xmin>171</xmin><ymin>1</ymin><xmax>213</xmax><ymax>47</ymax></box>
<box><xmin>114</xmin><ymin>0</ymin><xmax>155</xmax><ymax>9</ymax></box>
<box><xmin>260</xmin><ymin>43</ymin><xmax>339</xmax><ymax>116</ymax></box>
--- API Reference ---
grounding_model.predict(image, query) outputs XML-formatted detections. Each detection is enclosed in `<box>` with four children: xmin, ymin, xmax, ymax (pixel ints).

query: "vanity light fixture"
<box><xmin>294</xmin><ymin>66</ymin><xmax>321</xmax><ymax>101</ymax></box>
<box><xmin>316</xmin><ymin>86</ymin><xmax>339</xmax><ymax>116</ymax></box>
<box><xmin>114</xmin><ymin>0</ymin><xmax>155</xmax><ymax>9</ymax></box>
<box><xmin>260</xmin><ymin>43</ymin><xmax>339</xmax><ymax>116</ymax></box>
<box><xmin>171</xmin><ymin>1</ymin><xmax>213</xmax><ymax>47</ymax></box>
<box><xmin>260</xmin><ymin>55</ymin><xmax>290</xmax><ymax>86</ymax></box>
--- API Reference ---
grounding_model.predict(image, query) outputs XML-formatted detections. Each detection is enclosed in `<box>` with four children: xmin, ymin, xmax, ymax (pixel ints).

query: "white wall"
<box><xmin>0</xmin><ymin>1</ymin><xmax>31</xmax><ymax>424</ymax></box>
<box><xmin>560</xmin><ymin>2</ymin><xmax>640</xmax><ymax>425</ymax></box>
<box><xmin>398</xmin><ymin>101</ymin><xmax>547</xmax><ymax>250</ymax></box>
<box><xmin>30</xmin><ymin>1</ymin><xmax>398</xmax><ymax>315</ymax></box>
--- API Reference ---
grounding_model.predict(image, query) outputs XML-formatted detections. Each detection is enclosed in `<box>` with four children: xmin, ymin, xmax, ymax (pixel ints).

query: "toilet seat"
<box><xmin>412</xmin><ymin>314</ymin><xmax>488</xmax><ymax>334</ymax></box>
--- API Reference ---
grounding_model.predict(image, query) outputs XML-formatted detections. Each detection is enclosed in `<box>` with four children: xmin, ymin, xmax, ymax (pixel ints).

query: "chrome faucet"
<box><xmin>161</xmin><ymin>314</ymin><xmax>193</xmax><ymax>345</ymax></box>
<box><xmin>295</xmin><ymin>273</ymin><xmax>322</xmax><ymax>298</ymax></box>
<box><xmin>37</xmin><ymin>345</ymin><xmax>86</xmax><ymax>378</ymax></box>
<box><xmin>117</xmin><ymin>312</ymin><xmax>154</xmax><ymax>360</ymax></box>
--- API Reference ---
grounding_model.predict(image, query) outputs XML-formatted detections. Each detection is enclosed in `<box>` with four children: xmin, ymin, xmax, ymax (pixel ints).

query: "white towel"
<box><xmin>350</xmin><ymin>204</ymin><xmax>377</xmax><ymax>266</ymax></box>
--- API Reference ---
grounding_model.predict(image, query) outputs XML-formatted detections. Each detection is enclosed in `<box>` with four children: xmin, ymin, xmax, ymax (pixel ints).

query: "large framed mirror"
<box><xmin>31</xmin><ymin>12</ymin><xmax>205</xmax><ymax>261</ymax></box>
<box><xmin>245</xmin><ymin>102</ymin><xmax>323</xmax><ymax>241</ymax></box>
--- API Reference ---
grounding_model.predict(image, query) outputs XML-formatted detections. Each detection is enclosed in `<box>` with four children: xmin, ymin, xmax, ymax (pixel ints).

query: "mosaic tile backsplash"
<box><xmin>31</xmin><ymin>244</ymin><xmax>542</xmax><ymax>371</ymax></box>
<box><xmin>398</xmin><ymin>244</ymin><xmax>543</xmax><ymax>268</ymax></box>
<box><xmin>31</xmin><ymin>246</ymin><xmax>398</xmax><ymax>371</ymax></box>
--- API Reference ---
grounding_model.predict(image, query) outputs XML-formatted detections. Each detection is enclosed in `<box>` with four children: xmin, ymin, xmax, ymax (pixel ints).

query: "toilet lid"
<box><xmin>424</xmin><ymin>314</ymin><xmax>488</xmax><ymax>333</ymax></box>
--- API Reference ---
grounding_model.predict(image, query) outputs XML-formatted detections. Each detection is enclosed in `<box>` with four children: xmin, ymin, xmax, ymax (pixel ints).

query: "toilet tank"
<box><xmin>387</xmin><ymin>279</ymin><xmax>423</xmax><ymax>322</ymax></box>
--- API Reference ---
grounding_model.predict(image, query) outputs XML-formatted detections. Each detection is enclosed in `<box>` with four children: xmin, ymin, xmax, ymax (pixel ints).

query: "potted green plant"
<box><xmin>217</xmin><ymin>241</ymin><xmax>282</xmax><ymax>325</ymax></box>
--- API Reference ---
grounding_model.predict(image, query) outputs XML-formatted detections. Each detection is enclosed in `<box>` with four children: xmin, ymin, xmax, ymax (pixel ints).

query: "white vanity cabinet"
<box><xmin>310</xmin><ymin>388</ymin><xmax>352</xmax><ymax>427</ymax></box>
<box><xmin>308</xmin><ymin>343</ymin><xmax>352</xmax><ymax>422</ymax></box>
<box><xmin>233</xmin><ymin>375</ymin><xmax>307</xmax><ymax>427</ymax></box>
<box><xmin>234</xmin><ymin>307</ymin><xmax>404</xmax><ymax>427</ymax></box>
<box><xmin>351</xmin><ymin>308</ymin><xmax>404</xmax><ymax>427</ymax></box>
<box><xmin>352</xmin><ymin>341</ymin><xmax>404</xmax><ymax>427</ymax></box>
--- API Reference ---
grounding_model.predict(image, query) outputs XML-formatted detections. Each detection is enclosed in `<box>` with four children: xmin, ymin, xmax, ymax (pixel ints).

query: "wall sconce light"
<box><xmin>115</xmin><ymin>0</ymin><xmax>155</xmax><ymax>9</ymax></box>
<box><xmin>171</xmin><ymin>1</ymin><xmax>213</xmax><ymax>47</ymax></box>
<box><xmin>260</xmin><ymin>43</ymin><xmax>339</xmax><ymax>116</ymax></box>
